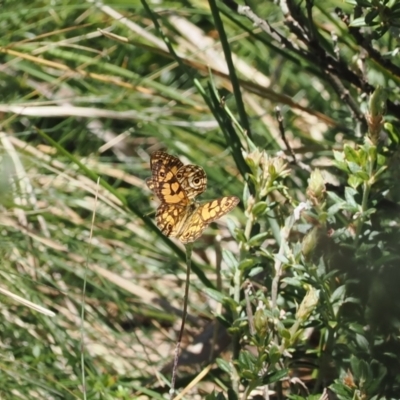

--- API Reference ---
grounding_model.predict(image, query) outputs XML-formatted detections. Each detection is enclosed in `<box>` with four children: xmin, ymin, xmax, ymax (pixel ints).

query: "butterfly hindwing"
<box><xmin>178</xmin><ymin>196</ymin><xmax>240</xmax><ymax>243</ymax></box>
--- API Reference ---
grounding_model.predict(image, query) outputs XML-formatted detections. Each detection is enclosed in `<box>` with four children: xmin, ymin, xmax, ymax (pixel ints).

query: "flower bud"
<box><xmin>306</xmin><ymin>169</ymin><xmax>326</xmax><ymax>206</ymax></box>
<box><xmin>296</xmin><ymin>286</ymin><xmax>319</xmax><ymax>321</ymax></box>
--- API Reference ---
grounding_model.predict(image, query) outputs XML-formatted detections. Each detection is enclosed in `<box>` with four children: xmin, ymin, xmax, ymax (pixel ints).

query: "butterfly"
<box><xmin>146</xmin><ymin>151</ymin><xmax>239</xmax><ymax>243</ymax></box>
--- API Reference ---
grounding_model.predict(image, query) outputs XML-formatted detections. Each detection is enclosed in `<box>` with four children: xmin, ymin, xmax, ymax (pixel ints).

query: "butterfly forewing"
<box><xmin>175</xmin><ymin>165</ymin><xmax>207</xmax><ymax>199</ymax></box>
<box><xmin>150</xmin><ymin>150</ymin><xmax>184</xmax><ymax>171</ymax></box>
<box><xmin>147</xmin><ymin>152</ymin><xmax>207</xmax><ymax>200</ymax></box>
<box><xmin>151</xmin><ymin>163</ymin><xmax>189</xmax><ymax>205</ymax></box>
<box><xmin>147</xmin><ymin>151</ymin><xmax>184</xmax><ymax>191</ymax></box>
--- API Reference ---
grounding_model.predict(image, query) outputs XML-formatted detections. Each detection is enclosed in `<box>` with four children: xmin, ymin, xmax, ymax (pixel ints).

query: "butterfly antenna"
<box><xmin>169</xmin><ymin>242</ymin><xmax>193</xmax><ymax>399</ymax></box>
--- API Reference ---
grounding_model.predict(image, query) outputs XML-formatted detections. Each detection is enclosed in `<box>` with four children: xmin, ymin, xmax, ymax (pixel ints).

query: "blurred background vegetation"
<box><xmin>1</xmin><ymin>0</ymin><xmax>400</xmax><ymax>399</ymax></box>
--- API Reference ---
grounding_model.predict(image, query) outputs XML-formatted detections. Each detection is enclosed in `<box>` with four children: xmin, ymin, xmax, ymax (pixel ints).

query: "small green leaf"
<box><xmin>365</xmin><ymin>9</ymin><xmax>379</xmax><ymax>24</ymax></box>
<box><xmin>330</xmin><ymin>285</ymin><xmax>345</xmax><ymax>302</ymax></box>
<box><xmin>248</xmin><ymin>266</ymin><xmax>264</xmax><ymax>276</ymax></box>
<box><xmin>238</xmin><ymin>258</ymin><xmax>256</xmax><ymax>271</ymax></box>
<box><xmin>350</xmin><ymin>355</ymin><xmax>361</xmax><ymax>377</ymax></box>
<box><xmin>348</xmin><ymin>323</ymin><xmax>366</xmax><ymax>334</ymax></box>
<box><xmin>347</xmin><ymin>161</ymin><xmax>363</xmax><ymax>174</ymax></box>
<box><xmin>238</xmin><ymin>350</ymin><xmax>256</xmax><ymax>370</ymax></box>
<box><xmin>327</xmin><ymin>191</ymin><xmax>344</xmax><ymax>203</ymax></box>
<box><xmin>248</xmin><ymin>232</ymin><xmax>270</xmax><ymax>247</ymax></box>
<box><xmin>355</xmin><ymin>334</ymin><xmax>370</xmax><ymax>352</ymax></box>
<box><xmin>334</xmin><ymin>161</ymin><xmax>350</xmax><ymax>172</ymax></box>
<box><xmin>268</xmin><ymin>345</ymin><xmax>282</xmax><ymax>365</ymax></box>
<box><xmin>348</xmin><ymin>175</ymin><xmax>363</xmax><ymax>189</ymax></box>
<box><xmin>216</xmin><ymin>358</ymin><xmax>232</xmax><ymax>374</ymax></box>
<box><xmin>354</xmin><ymin>170</ymin><xmax>370</xmax><ymax>181</ymax></box>
<box><xmin>374</xmin><ymin>165</ymin><xmax>387</xmax><ymax>180</ymax></box>
<box><xmin>260</xmin><ymin>368</ymin><xmax>289</xmax><ymax>384</ymax></box>
<box><xmin>350</xmin><ymin>17</ymin><xmax>367</xmax><ymax>27</ymax></box>
<box><xmin>330</xmin><ymin>382</ymin><xmax>355</xmax><ymax>398</ymax></box>
<box><xmin>344</xmin><ymin>187</ymin><xmax>359</xmax><ymax>208</ymax></box>
<box><xmin>279</xmin><ymin>328</ymin><xmax>291</xmax><ymax>339</ymax></box>
<box><xmin>384</xmin><ymin>122</ymin><xmax>398</xmax><ymax>142</ymax></box>
<box><xmin>274</xmin><ymin>253</ymin><xmax>289</xmax><ymax>264</ymax></box>
<box><xmin>252</xmin><ymin>201</ymin><xmax>268</xmax><ymax>216</ymax></box>
<box><xmin>344</xmin><ymin>145</ymin><xmax>360</xmax><ymax>163</ymax></box>
<box><xmin>358</xmin><ymin>359</ymin><xmax>372</xmax><ymax>387</ymax></box>
<box><xmin>223</xmin><ymin>250</ymin><xmax>238</xmax><ymax>270</ymax></box>
<box><xmin>205</xmin><ymin>288</ymin><xmax>228</xmax><ymax>303</ymax></box>
<box><xmin>333</xmin><ymin>150</ymin><xmax>345</xmax><ymax>162</ymax></box>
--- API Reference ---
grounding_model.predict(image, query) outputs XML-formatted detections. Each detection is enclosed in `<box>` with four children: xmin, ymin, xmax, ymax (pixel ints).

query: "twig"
<box><xmin>335</xmin><ymin>7</ymin><xmax>400</xmax><ymax>79</ymax></box>
<box><xmin>234</xmin><ymin>3</ymin><xmax>308</xmax><ymax>55</ymax></box>
<box><xmin>224</xmin><ymin>0</ymin><xmax>400</xmax><ymax>117</ymax></box>
<box><xmin>279</xmin><ymin>0</ymin><xmax>311</xmax><ymax>44</ymax></box>
<box><xmin>244</xmin><ymin>281</ymin><xmax>255</xmax><ymax>336</ymax></box>
<box><xmin>325</xmin><ymin>72</ymin><xmax>366</xmax><ymax>127</ymax></box>
<box><xmin>275</xmin><ymin>107</ymin><xmax>297</xmax><ymax>164</ymax></box>
<box><xmin>331</xmin><ymin>31</ymin><xmax>340</xmax><ymax>61</ymax></box>
<box><xmin>274</xmin><ymin>107</ymin><xmax>312</xmax><ymax>173</ymax></box>
<box><xmin>169</xmin><ymin>243</ymin><xmax>193</xmax><ymax>399</ymax></box>
<box><xmin>281</xmin><ymin>1</ymin><xmax>367</xmax><ymax>126</ymax></box>
<box><xmin>305</xmin><ymin>0</ymin><xmax>316</xmax><ymax>43</ymax></box>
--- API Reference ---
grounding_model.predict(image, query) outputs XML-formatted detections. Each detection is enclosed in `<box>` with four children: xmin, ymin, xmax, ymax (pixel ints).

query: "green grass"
<box><xmin>1</xmin><ymin>0</ymin><xmax>400</xmax><ymax>399</ymax></box>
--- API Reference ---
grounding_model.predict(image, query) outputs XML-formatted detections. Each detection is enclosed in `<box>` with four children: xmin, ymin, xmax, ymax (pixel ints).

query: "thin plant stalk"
<box><xmin>170</xmin><ymin>243</ymin><xmax>193</xmax><ymax>399</ymax></box>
